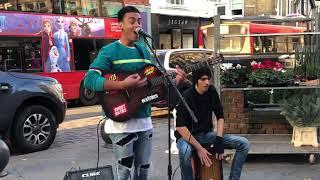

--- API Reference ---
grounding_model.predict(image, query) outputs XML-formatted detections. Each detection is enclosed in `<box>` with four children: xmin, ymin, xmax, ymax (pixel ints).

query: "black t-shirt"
<box><xmin>174</xmin><ymin>85</ymin><xmax>224</xmax><ymax>139</ymax></box>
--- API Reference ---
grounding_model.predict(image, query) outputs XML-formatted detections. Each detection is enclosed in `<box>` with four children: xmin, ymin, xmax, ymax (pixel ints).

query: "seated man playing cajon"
<box><xmin>175</xmin><ymin>67</ymin><xmax>250</xmax><ymax>180</ymax></box>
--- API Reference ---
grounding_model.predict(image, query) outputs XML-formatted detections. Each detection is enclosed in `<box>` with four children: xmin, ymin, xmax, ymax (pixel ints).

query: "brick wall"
<box><xmin>221</xmin><ymin>90</ymin><xmax>293</xmax><ymax>134</ymax></box>
<box><xmin>123</xmin><ymin>0</ymin><xmax>150</xmax><ymax>6</ymax></box>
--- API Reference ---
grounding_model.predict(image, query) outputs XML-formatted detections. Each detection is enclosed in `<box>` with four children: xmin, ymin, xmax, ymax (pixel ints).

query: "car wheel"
<box><xmin>100</xmin><ymin>120</ymin><xmax>112</xmax><ymax>144</ymax></box>
<box><xmin>12</xmin><ymin>105</ymin><xmax>57</xmax><ymax>153</ymax></box>
<box><xmin>79</xmin><ymin>83</ymin><xmax>98</xmax><ymax>106</ymax></box>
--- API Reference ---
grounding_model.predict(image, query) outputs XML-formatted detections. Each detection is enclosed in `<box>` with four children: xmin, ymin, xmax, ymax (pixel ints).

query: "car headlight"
<box><xmin>51</xmin><ymin>82</ymin><xmax>65</xmax><ymax>100</ymax></box>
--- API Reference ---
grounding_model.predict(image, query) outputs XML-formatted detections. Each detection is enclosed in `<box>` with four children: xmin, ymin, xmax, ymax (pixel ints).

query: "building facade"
<box><xmin>225</xmin><ymin>0</ymin><xmax>317</xmax><ymax>17</ymax></box>
<box><xmin>0</xmin><ymin>0</ymin><xmax>152</xmax><ymax>17</ymax></box>
<box><xmin>151</xmin><ymin>0</ymin><xmax>223</xmax><ymax>49</ymax></box>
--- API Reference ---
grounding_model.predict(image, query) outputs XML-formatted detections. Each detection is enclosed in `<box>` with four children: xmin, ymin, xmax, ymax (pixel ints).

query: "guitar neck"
<box><xmin>148</xmin><ymin>56</ymin><xmax>222</xmax><ymax>87</ymax></box>
<box><xmin>148</xmin><ymin>61</ymin><xmax>210</xmax><ymax>87</ymax></box>
<box><xmin>183</xmin><ymin>61</ymin><xmax>210</xmax><ymax>74</ymax></box>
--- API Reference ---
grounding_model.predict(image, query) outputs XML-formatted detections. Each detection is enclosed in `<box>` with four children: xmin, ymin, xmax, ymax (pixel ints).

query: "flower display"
<box><xmin>221</xmin><ymin>63</ymin><xmax>249</xmax><ymax>87</ymax></box>
<box><xmin>251</xmin><ymin>59</ymin><xmax>283</xmax><ymax>71</ymax></box>
<box><xmin>249</xmin><ymin>59</ymin><xmax>293</xmax><ymax>87</ymax></box>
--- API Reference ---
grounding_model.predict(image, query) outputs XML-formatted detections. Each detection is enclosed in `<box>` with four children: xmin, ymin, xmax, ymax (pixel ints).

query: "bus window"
<box><xmin>274</xmin><ymin>36</ymin><xmax>287</xmax><ymax>53</ymax></box>
<box><xmin>0</xmin><ymin>48</ymin><xmax>23</xmax><ymax>72</ymax></box>
<box><xmin>73</xmin><ymin>39</ymin><xmax>95</xmax><ymax>70</ymax></box>
<box><xmin>288</xmin><ymin>36</ymin><xmax>303</xmax><ymax>52</ymax></box>
<box><xmin>221</xmin><ymin>37</ymin><xmax>244</xmax><ymax>53</ymax></box>
<box><xmin>0</xmin><ymin>37</ymin><xmax>41</xmax><ymax>72</ymax></box>
<box><xmin>220</xmin><ymin>25</ymin><xmax>245</xmax><ymax>53</ymax></box>
<box><xmin>262</xmin><ymin>36</ymin><xmax>276</xmax><ymax>53</ymax></box>
<box><xmin>253</xmin><ymin>37</ymin><xmax>262</xmax><ymax>53</ymax></box>
<box><xmin>26</xmin><ymin>50</ymin><xmax>42</xmax><ymax>72</ymax></box>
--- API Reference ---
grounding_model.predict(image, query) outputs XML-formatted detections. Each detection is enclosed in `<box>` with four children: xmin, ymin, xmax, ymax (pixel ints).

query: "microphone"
<box><xmin>135</xmin><ymin>28</ymin><xmax>153</xmax><ymax>39</ymax></box>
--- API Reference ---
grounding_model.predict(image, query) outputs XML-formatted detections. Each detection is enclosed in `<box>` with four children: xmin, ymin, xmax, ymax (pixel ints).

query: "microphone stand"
<box><xmin>142</xmin><ymin>36</ymin><xmax>198</xmax><ymax>180</ymax></box>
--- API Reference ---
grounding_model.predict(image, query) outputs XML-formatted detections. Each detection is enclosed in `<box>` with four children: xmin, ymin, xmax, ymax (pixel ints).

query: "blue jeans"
<box><xmin>177</xmin><ymin>130</ymin><xmax>250</xmax><ymax>180</ymax></box>
<box><xmin>109</xmin><ymin>129</ymin><xmax>153</xmax><ymax>180</ymax></box>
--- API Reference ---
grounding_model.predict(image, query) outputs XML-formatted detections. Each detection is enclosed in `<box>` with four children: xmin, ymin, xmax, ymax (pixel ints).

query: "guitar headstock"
<box><xmin>207</xmin><ymin>53</ymin><xmax>223</xmax><ymax>65</ymax></box>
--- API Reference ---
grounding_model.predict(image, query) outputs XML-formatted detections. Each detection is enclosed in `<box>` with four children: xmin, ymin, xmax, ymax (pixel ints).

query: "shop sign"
<box><xmin>167</xmin><ymin>19</ymin><xmax>189</xmax><ymax>25</ymax></box>
<box><xmin>159</xmin><ymin>15</ymin><xmax>198</xmax><ymax>29</ymax></box>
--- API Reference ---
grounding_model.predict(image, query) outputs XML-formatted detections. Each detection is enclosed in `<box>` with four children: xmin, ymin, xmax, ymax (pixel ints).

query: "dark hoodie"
<box><xmin>174</xmin><ymin>85</ymin><xmax>224</xmax><ymax>139</ymax></box>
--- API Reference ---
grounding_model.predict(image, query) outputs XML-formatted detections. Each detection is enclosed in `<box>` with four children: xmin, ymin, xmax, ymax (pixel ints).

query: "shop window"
<box><xmin>100</xmin><ymin>0</ymin><xmax>122</xmax><ymax>17</ymax></box>
<box><xmin>217</xmin><ymin>6</ymin><xmax>226</xmax><ymax>15</ymax></box>
<box><xmin>64</xmin><ymin>0</ymin><xmax>78</xmax><ymax>15</ymax></box>
<box><xmin>0</xmin><ymin>0</ymin><xmax>17</xmax><ymax>11</ymax></box>
<box><xmin>182</xmin><ymin>34</ymin><xmax>193</xmax><ymax>48</ymax></box>
<box><xmin>160</xmin><ymin>34</ymin><xmax>171</xmax><ymax>49</ymax></box>
<box><xmin>16</xmin><ymin>0</ymin><xmax>52</xmax><ymax>13</ymax></box>
<box><xmin>0</xmin><ymin>0</ymin><xmax>54</xmax><ymax>13</ymax></box>
<box><xmin>52</xmin><ymin>0</ymin><xmax>63</xmax><ymax>14</ymax></box>
<box><xmin>232</xmin><ymin>9</ymin><xmax>242</xmax><ymax>15</ymax></box>
<box><xmin>167</xmin><ymin>0</ymin><xmax>184</xmax><ymax>5</ymax></box>
<box><xmin>231</xmin><ymin>0</ymin><xmax>242</xmax><ymax>15</ymax></box>
<box><xmin>64</xmin><ymin>0</ymin><xmax>98</xmax><ymax>16</ymax></box>
<box><xmin>172</xmin><ymin>29</ymin><xmax>181</xmax><ymax>49</ymax></box>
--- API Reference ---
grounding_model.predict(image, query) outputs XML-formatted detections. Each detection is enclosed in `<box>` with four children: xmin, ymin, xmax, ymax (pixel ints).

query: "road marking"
<box><xmin>58</xmin><ymin>116</ymin><xmax>103</xmax><ymax>130</ymax></box>
<box><xmin>59</xmin><ymin>112</ymin><xmax>168</xmax><ymax>131</ymax></box>
<box><xmin>66</xmin><ymin>105</ymin><xmax>101</xmax><ymax>116</ymax></box>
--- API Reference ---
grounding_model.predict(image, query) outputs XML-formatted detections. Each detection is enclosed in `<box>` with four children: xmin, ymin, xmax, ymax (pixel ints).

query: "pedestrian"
<box><xmin>83</xmin><ymin>6</ymin><xmax>186</xmax><ymax>180</ymax></box>
<box><xmin>175</xmin><ymin>66</ymin><xmax>250</xmax><ymax>180</ymax></box>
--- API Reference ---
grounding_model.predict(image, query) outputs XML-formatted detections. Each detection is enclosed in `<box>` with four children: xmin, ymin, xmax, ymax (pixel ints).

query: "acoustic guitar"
<box><xmin>97</xmin><ymin>54</ymin><xmax>223</xmax><ymax>122</ymax></box>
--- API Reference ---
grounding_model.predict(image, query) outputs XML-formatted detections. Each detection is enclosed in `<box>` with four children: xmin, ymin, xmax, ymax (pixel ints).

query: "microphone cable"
<box><xmin>95</xmin><ymin>117</ymin><xmax>105</xmax><ymax>180</ymax></box>
<box><xmin>95</xmin><ymin>118</ymin><xmax>132</xmax><ymax>180</ymax></box>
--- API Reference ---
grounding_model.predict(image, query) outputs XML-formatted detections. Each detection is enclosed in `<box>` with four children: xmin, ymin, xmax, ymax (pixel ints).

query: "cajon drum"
<box><xmin>191</xmin><ymin>146</ymin><xmax>223</xmax><ymax>180</ymax></box>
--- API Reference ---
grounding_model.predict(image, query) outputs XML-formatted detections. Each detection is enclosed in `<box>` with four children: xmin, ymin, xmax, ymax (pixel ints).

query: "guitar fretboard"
<box><xmin>149</xmin><ymin>60</ymin><xmax>210</xmax><ymax>86</ymax></box>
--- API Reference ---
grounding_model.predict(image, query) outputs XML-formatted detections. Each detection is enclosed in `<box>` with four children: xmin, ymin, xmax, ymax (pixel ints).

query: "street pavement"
<box><xmin>2</xmin><ymin>105</ymin><xmax>320</xmax><ymax>180</ymax></box>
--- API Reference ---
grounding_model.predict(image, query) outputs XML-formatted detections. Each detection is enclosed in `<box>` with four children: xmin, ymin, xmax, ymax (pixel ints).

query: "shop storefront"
<box><xmin>151</xmin><ymin>14</ymin><xmax>201</xmax><ymax>49</ymax></box>
<box><xmin>0</xmin><ymin>0</ymin><xmax>123</xmax><ymax>17</ymax></box>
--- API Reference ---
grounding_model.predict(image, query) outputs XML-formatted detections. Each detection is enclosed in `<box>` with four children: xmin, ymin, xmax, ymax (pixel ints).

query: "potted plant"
<box><xmin>221</xmin><ymin>64</ymin><xmax>249</xmax><ymax>88</ymax></box>
<box><xmin>249</xmin><ymin>60</ymin><xmax>294</xmax><ymax>87</ymax></box>
<box><xmin>294</xmin><ymin>44</ymin><xmax>320</xmax><ymax>84</ymax></box>
<box><xmin>280</xmin><ymin>89</ymin><xmax>320</xmax><ymax>147</ymax></box>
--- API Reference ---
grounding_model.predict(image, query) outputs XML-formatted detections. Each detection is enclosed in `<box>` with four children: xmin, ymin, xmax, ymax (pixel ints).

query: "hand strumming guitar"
<box><xmin>120</xmin><ymin>73</ymin><xmax>148</xmax><ymax>89</ymax></box>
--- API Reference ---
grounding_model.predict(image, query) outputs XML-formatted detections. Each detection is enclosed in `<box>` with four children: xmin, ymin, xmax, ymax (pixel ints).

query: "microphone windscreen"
<box><xmin>134</xmin><ymin>27</ymin><xmax>142</xmax><ymax>34</ymax></box>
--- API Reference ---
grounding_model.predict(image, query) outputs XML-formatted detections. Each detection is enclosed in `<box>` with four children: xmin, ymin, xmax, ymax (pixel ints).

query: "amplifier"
<box><xmin>64</xmin><ymin>165</ymin><xmax>113</xmax><ymax>180</ymax></box>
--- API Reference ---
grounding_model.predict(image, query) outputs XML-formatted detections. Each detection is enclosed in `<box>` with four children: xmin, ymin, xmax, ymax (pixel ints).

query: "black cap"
<box><xmin>192</xmin><ymin>67</ymin><xmax>212</xmax><ymax>85</ymax></box>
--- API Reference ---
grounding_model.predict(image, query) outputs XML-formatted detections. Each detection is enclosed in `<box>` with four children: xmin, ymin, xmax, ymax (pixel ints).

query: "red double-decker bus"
<box><xmin>0</xmin><ymin>11</ymin><xmax>147</xmax><ymax>105</ymax></box>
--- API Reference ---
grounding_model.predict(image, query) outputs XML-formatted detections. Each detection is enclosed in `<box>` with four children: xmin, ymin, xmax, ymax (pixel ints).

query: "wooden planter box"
<box><xmin>291</xmin><ymin>127</ymin><xmax>319</xmax><ymax>147</ymax></box>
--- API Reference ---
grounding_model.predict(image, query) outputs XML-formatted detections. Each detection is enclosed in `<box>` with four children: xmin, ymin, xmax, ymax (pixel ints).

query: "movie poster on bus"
<box><xmin>0</xmin><ymin>13</ymin><xmax>105</xmax><ymax>36</ymax></box>
<box><xmin>0</xmin><ymin>12</ymin><xmax>105</xmax><ymax>72</ymax></box>
<box><xmin>39</xmin><ymin>15</ymin><xmax>105</xmax><ymax>72</ymax></box>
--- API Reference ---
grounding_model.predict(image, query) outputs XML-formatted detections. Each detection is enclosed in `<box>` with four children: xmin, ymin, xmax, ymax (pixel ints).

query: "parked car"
<box><xmin>0</xmin><ymin>71</ymin><xmax>66</xmax><ymax>153</ymax></box>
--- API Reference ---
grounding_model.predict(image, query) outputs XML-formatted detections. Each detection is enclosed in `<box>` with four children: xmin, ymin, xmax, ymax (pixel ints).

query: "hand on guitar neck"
<box><xmin>175</xmin><ymin>65</ymin><xmax>187</xmax><ymax>85</ymax></box>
